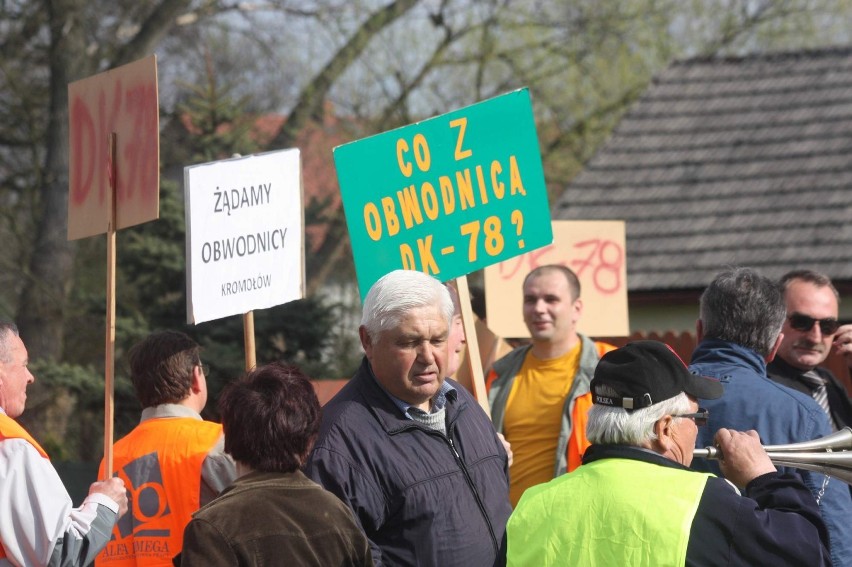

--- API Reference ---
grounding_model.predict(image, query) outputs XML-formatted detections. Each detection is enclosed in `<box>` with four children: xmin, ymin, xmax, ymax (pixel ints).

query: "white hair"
<box><xmin>586</xmin><ymin>392</ymin><xmax>692</xmax><ymax>446</ymax></box>
<box><xmin>0</xmin><ymin>321</ymin><xmax>19</xmax><ymax>364</ymax></box>
<box><xmin>361</xmin><ymin>270</ymin><xmax>453</xmax><ymax>341</ymax></box>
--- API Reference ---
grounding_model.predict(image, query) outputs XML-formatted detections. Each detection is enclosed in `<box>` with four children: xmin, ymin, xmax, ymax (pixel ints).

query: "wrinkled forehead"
<box><xmin>379</xmin><ymin>305</ymin><xmax>446</xmax><ymax>336</ymax></box>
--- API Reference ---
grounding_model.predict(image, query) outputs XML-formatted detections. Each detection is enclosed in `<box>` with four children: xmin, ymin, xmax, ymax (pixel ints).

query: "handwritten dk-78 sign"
<box><xmin>484</xmin><ymin>220</ymin><xmax>630</xmax><ymax>338</ymax></box>
<box><xmin>335</xmin><ymin>89</ymin><xmax>553</xmax><ymax>297</ymax></box>
<box><xmin>67</xmin><ymin>56</ymin><xmax>159</xmax><ymax>240</ymax></box>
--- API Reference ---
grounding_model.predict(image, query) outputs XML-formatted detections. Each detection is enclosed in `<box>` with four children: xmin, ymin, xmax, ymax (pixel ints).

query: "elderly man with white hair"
<box><xmin>305</xmin><ymin>270</ymin><xmax>511</xmax><ymax>567</ymax></box>
<box><xmin>506</xmin><ymin>341</ymin><xmax>830</xmax><ymax>567</ymax></box>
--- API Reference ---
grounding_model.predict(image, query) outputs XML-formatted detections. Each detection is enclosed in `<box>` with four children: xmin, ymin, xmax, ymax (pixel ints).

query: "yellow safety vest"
<box><xmin>507</xmin><ymin>456</ymin><xmax>713</xmax><ymax>566</ymax></box>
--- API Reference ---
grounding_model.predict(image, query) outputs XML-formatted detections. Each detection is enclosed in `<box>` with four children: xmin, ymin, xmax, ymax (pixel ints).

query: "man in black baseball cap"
<box><xmin>505</xmin><ymin>340</ymin><xmax>831</xmax><ymax>567</ymax></box>
<box><xmin>591</xmin><ymin>340</ymin><xmax>723</xmax><ymax>412</ymax></box>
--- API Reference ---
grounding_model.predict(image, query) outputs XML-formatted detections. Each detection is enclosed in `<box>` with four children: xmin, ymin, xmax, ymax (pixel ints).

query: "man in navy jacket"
<box><xmin>305</xmin><ymin>270</ymin><xmax>511</xmax><ymax>567</ymax></box>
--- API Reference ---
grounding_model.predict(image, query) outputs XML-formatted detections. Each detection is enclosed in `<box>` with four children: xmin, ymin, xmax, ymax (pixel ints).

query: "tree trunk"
<box><xmin>16</xmin><ymin>0</ymin><xmax>194</xmax><ymax>360</ymax></box>
<box><xmin>16</xmin><ymin>0</ymin><xmax>90</xmax><ymax>360</ymax></box>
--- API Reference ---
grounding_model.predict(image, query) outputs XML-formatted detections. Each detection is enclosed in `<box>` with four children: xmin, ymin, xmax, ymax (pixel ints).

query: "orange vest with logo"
<box><xmin>95</xmin><ymin>417</ymin><xmax>223</xmax><ymax>567</ymax></box>
<box><xmin>0</xmin><ymin>413</ymin><xmax>50</xmax><ymax>558</ymax></box>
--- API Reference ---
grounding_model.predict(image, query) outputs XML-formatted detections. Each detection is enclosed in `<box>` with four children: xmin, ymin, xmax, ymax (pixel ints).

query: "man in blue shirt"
<box><xmin>690</xmin><ymin>267</ymin><xmax>852</xmax><ymax>566</ymax></box>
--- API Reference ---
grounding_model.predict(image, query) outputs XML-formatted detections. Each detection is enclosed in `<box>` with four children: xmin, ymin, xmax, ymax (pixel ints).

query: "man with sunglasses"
<box><xmin>506</xmin><ymin>341</ymin><xmax>830</xmax><ymax>567</ymax></box>
<box><xmin>95</xmin><ymin>331</ymin><xmax>237</xmax><ymax>567</ymax></box>
<box><xmin>767</xmin><ymin>270</ymin><xmax>852</xmax><ymax>432</ymax></box>
<box><xmin>689</xmin><ymin>267</ymin><xmax>852</xmax><ymax>567</ymax></box>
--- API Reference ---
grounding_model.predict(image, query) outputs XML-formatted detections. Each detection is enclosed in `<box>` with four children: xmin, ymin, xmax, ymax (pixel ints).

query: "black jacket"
<box><xmin>304</xmin><ymin>358</ymin><xmax>511</xmax><ymax>567</ymax></box>
<box><xmin>583</xmin><ymin>445</ymin><xmax>831</xmax><ymax>566</ymax></box>
<box><xmin>767</xmin><ymin>356</ymin><xmax>852</xmax><ymax>429</ymax></box>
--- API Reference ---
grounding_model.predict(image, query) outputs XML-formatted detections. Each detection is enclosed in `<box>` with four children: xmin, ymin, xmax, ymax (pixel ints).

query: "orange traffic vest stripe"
<box><xmin>0</xmin><ymin>413</ymin><xmax>51</xmax><ymax>558</ymax></box>
<box><xmin>567</xmin><ymin>393</ymin><xmax>593</xmax><ymax>472</ymax></box>
<box><xmin>0</xmin><ymin>413</ymin><xmax>49</xmax><ymax>458</ymax></box>
<box><xmin>567</xmin><ymin>342</ymin><xmax>616</xmax><ymax>471</ymax></box>
<box><xmin>95</xmin><ymin>417</ymin><xmax>223</xmax><ymax>567</ymax></box>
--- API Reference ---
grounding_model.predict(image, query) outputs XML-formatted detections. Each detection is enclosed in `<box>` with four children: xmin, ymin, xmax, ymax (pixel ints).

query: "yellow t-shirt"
<box><xmin>504</xmin><ymin>343</ymin><xmax>581</xmax><ymax>507</ymax></box>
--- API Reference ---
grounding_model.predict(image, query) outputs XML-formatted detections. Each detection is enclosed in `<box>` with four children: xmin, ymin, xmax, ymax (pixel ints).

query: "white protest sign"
<box><xmin>185</xmin><ymin>149</ymin><xmax>304</xmax><ymax>324</ymax></box>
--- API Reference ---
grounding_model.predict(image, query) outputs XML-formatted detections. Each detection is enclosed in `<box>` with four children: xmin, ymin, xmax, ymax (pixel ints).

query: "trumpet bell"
<box><xmin>760</xmin><ymin>427</ymin><xmax>852</xmax><ymax>453</ymax></box>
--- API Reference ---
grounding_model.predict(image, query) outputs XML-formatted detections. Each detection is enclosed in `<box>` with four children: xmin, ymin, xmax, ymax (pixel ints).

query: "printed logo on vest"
<box><xmin>101</xmin><ymin>451</ymin><xmax>172</xmax><ymax>561</ymax></box>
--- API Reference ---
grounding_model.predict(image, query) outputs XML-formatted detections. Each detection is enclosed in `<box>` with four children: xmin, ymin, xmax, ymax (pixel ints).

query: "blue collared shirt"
<box><xmin>366</xmin><ymin>361</ymin><xmax>456</xmax><ymax>420</ymax></box>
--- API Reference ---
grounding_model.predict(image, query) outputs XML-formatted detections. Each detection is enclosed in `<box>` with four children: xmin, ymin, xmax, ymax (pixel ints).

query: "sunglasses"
<box><xmin>788</xmin><ymin>313</ymin><xmax>840</xmax><ymax>335</ymax></box>
<box><xmin>672</xmin><ymin>408</ymin><xmax>709</xmax><ymax>427</ymax></box>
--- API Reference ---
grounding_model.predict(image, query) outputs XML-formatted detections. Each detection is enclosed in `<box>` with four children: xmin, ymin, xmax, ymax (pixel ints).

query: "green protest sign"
<box><xmin>335</xmin><ymin>88</ymin><xmax>553</xmax><ymax>298</ymax></box>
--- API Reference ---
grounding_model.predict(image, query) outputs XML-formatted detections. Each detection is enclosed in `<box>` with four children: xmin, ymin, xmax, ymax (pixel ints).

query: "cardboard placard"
<box><xmin>68</xmin><ymin>56</ymin><xmax>159</xmax><ymax>240</ymax></box>
<box><xmin>484</xmin><ymin>220</ymin><xmax>629</xmax><ymax>338</ymax></box>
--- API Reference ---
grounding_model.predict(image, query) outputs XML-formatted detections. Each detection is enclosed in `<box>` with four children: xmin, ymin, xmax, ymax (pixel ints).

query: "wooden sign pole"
<box><xmin>103</xmin><ymin>133</ymin><xmax>118</xmax><ymax>478</ymax></box>
<box><xmin>243</xmin><ymin>311</ymin><xmax>256</xmax><ymax>371</ymax></box>
<box><xmin>455</xmin><ymin>276</ymin><xmax>490</xmax><ymax>416</ymax></box>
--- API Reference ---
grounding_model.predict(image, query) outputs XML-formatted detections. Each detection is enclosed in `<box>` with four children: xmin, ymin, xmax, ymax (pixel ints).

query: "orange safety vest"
<box><xmin>95</xmin><ymin>418</ymin><xmax>223</xmax><ymax>567</ymax></box>
<box><xmin>0</xmin><ymin>413</ymin><xmax>50</xmax><ymax>559</ymax></box>
<box><xmin>567</xmin><ymin>342</ymin><xmax>616</xmax><ymax>471</ymax></box>
<box><xmin>566</xmin><ymin>392</ymin><xmax>593</xmax><ymax>472</ymax></box>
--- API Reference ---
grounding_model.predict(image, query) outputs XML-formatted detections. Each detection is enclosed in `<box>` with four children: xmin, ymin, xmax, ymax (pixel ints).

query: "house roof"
<box><xmin>553</xmin><ymin>47</ymin><xmax>852</xmax><ymax>292</ymax></box>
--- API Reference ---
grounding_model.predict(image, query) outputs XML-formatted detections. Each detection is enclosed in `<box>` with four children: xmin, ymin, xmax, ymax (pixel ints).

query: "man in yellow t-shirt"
<box><xmin>486</xmin><ymin>265</ymin><xmax>614</xmax><ymax>506</ymax></box>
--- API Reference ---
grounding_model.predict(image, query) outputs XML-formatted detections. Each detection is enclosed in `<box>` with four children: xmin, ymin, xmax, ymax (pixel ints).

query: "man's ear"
<box><xmin>766</xmin><ymin>332</ymin><xmax>784</xmax><ymax>363</ymax></box>
<box><xmin>190</xmin><ymin>365</ymin><xmax>203</xmax><ymax>394</ymax></box>
<box><xmin>359</xmin><ymin>326</ymin><xmax>373</xmax><ymax>358</ymax></box>
<box><xmin>654</xmin><ymin>415</ymin><xmax>674</xmax><ymax>452</ymax></box>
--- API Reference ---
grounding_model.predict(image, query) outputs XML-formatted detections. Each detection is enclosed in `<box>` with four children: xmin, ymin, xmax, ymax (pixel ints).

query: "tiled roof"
<box><xmin>553</xmin><ymin>47</ymin><xmax>852</xmax><ymax>291</ymax></box>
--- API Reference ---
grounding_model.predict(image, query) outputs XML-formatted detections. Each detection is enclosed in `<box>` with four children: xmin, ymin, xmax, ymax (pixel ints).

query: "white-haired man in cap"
<box><xmin>506</xmin><ymin>341</ymin><xmax>830</xmax><ymax>567</ymax></box>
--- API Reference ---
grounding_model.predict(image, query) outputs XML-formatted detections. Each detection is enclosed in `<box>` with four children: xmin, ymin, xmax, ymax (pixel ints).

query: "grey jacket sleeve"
<box><xmin>199</xmin><ymin>434</ymin><xmax>237</xmax><ymax>506</ymax></box>
<box><xmin>47</xmin><ymin>503</ymin><xmax>118</xmax><ymax>567</ymax></box>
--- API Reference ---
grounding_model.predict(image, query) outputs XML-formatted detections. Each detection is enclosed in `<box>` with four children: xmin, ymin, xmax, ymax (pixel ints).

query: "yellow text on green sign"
<box><xmin>335</xmin><ymin>88</ymin><xmax>553</xmax><ymax>298</ymax></box>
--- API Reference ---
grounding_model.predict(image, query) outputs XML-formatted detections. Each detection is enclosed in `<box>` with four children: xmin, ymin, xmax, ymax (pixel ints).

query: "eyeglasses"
<box><xmin>672</xmin><ymin>408</ymin><xmax>709</xmax><ymax>427</ymax></box>
<box><xmin>788</xmin><ymin>313</ymin><xmax>840</xmax><ymax>335</ymax></box>
<box><xmin>197</xmin><ymin>363</ymin><xmax>209</xmax><ymax>375</ymax></box>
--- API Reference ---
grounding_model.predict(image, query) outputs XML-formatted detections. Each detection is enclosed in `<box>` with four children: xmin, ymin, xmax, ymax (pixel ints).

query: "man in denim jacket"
<box><xmin>690</xmin><ymin>267</ymin><xmax>852</xmax><ymax>566</ymax></box>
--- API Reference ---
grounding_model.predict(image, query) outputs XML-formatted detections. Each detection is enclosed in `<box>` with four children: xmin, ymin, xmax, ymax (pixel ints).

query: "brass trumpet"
<box><xmin>693</xmin><ymin>427</ymin><xmax>852</xmax><ymax>486</ymax></box>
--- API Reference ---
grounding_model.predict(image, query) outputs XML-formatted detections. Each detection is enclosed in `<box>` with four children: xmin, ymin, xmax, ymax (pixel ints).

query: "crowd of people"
<box><xmin>2</xmin><ymin>265</ymin><xmax>851</xmax><ymax>566</ymax></box>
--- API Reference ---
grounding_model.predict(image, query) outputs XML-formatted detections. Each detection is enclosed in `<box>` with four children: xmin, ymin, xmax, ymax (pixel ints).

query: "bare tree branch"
<box><xmin>268</xmin><ymin>0</ymin><xmax>420</xmax><ymax>149</ymax></box>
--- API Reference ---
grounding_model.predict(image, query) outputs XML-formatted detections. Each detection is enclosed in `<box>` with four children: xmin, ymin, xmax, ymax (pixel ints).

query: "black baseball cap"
<box><xmin>591</xmin><ymin>340</ymin><xmax>723</xmax><ymax>410</ymax></box>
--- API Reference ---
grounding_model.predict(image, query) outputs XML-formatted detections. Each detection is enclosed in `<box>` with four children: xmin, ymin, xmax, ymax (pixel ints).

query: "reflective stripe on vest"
<box><xmin>95</xmin><ymin>418</ymin><xmax>222</xmax><ymax>567</ymax></box>
<box><xmin>0</xmin><ymin>413</ymin><xmax>51</xmax><ymax>558</ymax></box>
<box><xmin>507</xmin><ymin>457</ymin><xmax>712</xmax><ymax>566</ymax></box>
